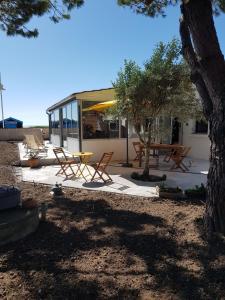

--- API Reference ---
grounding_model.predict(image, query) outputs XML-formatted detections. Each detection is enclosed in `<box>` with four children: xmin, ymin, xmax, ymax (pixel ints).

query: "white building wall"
<box><xmin>82</xmin><ymin>137</ymin><xmax>139</xmax><ymax>161</ymax></box>
<box><xmin>182</xmin><ymin>120</ymin><xmax>210</xmax><ymax>160</ymax></box>
<box><xmin>50</xmin><ymin>134</ymin><xmax>60</xmax><ymax>147</ymax></box>
<box><xmin>67</xmin><ymin>137</ymin><xmax>80</xmax><ymax>153</ymax></box>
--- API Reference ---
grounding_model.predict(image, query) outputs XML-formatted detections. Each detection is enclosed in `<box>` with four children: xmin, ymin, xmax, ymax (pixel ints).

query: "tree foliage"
<box><xmin>1</xmin><ymin>0</ymin><xmax>225</xmax><ymax>38</ymax></box>
<box><xmin>0</xmin><ymin>0</ymin><xmax>84</xmax><ymax>37</ymax></box>
<box><xmin>113</xmin><ymin>39</ymin><xmax>200</xmax><ymax>176</ymax></box>
<box><xmin>117</xmin><ymin>0</ymin><xmax>225</xmax><ymax>17</ymax></box>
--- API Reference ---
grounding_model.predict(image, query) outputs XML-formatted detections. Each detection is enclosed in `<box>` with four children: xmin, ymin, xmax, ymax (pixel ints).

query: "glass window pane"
<box><xmin>195</xmin><ymin>120</ymin><xmax>208</xmax><ymax>134</ymax></box>
<box><xmin>67</xmin><ymin>104</ymin><xmax>72</xmax><ymax>128</ymax></box>
<box><xmin>82</xmin><ymin>100</ymin><xmax>119</xmax><ymax>139</ymax></box>
<box><xmin>52</xmin><ymin>109</ymin><xmax>60</xmax><ymax>135</ymax></box>
<box><xmin>68</xmin><ymin>100</ymin><xmax>79</xmax><ymax>138</ymax></box>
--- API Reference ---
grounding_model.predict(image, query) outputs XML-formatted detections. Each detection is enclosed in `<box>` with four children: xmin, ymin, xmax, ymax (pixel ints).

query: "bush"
<box><xmin>131</xmin><ymin>172</ymin><xmax>166</xmax><ymax>182</ymax></box>
<box><xmin>185</xmin><ymin>184</ymin><xmax>206</xmax><ymax>200</ymax></box>
<box><xmin>158</xmin><ymin>185</ymin><xmax>182</xmax><ymax>193</ymax></box>
<box><xmin>157</xmin><ymin>184</ymin><xmax>183</xmax><ymax>199</ymax></box>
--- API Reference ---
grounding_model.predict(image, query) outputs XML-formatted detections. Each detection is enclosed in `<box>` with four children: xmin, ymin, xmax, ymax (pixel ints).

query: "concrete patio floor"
<box><xmin>18</xmin><ymin>141</ymin><xmax>63</xmax><ymax>166</ymax></box>
<box><xmin>21</xmin><ymin>157</ymin><xmax>209</xmax><ymax>198</ymax></box>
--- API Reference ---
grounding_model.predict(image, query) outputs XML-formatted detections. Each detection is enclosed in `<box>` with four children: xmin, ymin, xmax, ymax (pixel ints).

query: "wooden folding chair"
<box><xmin>164</xmin><ymin>149</ymin><xmax>174</xmax><ymax>163</ymax></box>
<box><xmin>53</xmin><ymin>147</ymin><xmax>79</xmax><ymax>179</ymax></box>
<box><xmin>170</xmin><ymin>146</ymin><xmax>191</xmax><ymax>172</ymax></box>
<box><xmin>133</xmin><ymin>142</ymin><xmax>145</xmax><ymax>161</ymax></box>
<box><xmin>90</xmin><ymin>152</ymin><xmax>113</xmax><ymax>183</ymax></box>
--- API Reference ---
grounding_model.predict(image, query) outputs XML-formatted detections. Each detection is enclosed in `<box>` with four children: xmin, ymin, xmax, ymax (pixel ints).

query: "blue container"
<box><xmin>0</xmin><ymin>186</ymin><xmax>21</xmax><ymax>210</ymax></box>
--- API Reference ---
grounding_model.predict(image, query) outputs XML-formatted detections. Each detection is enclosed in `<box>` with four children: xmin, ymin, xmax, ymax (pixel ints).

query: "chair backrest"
<box><xmin>53</xmin><ymin>147</ymin><xmax>69</xmax><ymax>164</ymax></box>
<box><xmin>97</xmin><ymin>152</ymin><xmax>113</xmax><ymax>170</ymax></box>
<box><xmin>34</xmin><ymin>134</ymin><xmax>44</xmax><ymax>147</ymax></box>
<box><xmin>171</xmin><ymin>146</ymin><xmax>191</xmax><ymax>160</ymax></box>
<box><xmin>133</xmin><ymin>142</ymin><xmax>141</xmax><ymax>153</ymax></box>
<box><xmin>182</xmin><ymin>146</ymin><xmax>191</xmax><ymax>158</ymax></box>
<box><xmin>24</xmin><ymin>135</ymin><xmax>39</xmax><ymax>150</ymax></box>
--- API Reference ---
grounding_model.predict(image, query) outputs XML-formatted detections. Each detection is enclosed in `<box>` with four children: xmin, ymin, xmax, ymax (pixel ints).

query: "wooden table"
<box><xmin>73</xmin><ymin>151</ymin><xmax>94</xmax><ymax>181</ymax></box>
<box><xmin>139</xmin><ymin>143</ymin><xmax>185</xmax><ymax>167</ymax></box>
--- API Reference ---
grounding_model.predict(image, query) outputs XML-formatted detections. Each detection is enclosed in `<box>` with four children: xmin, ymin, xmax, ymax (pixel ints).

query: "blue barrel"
<box><xmin>0</xmin><ymin>186</ymin><xmax>21</xmax><ymax>210</ymax></box>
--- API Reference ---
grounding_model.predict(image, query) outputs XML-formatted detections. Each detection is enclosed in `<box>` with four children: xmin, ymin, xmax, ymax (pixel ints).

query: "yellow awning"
<box><xmin>76</xmin><ymin>88</ymin><xmax>116</xmax><ymax>101</ymax></box>
<box><xmin>82</xmin><ymin>100</ymin><xmax>117</xmax><ymax>112</ymax></box>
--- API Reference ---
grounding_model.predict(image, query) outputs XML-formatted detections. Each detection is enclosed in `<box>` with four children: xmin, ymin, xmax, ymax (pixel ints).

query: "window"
<box><xmin>70</xmin><ymin>101</ymin><xmax>79</xmax><ymax>138</ymax></box>
<box><xmin>82</xmin><ymin>100</ymin><xmax>120</xmax><ymax>139</ymax></box>
<box><xmin>62</xmin><ymin>101</ymin><xmax>79</xmax><ymax>143</ymax></box>
<box><xmin>195</xmin><ymin>119</ymin><xmax>208</xmax><ymax>134</ymax></box>
<box><xmin>51</xmin><ymin>109</ymin><xmax>60</xmax><ymax>135</ymax></box>
<box><xmin>120</xmin><ymin>119</ymin><xmax>127</xmax><ymax>138</ymax></box>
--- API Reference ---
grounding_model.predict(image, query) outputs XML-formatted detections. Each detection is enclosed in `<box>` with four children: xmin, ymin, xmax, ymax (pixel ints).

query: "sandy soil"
<box><xmin>0</xmin><ymin>142</ymin><xmax>225</xmax><ymax>299</ymax></box>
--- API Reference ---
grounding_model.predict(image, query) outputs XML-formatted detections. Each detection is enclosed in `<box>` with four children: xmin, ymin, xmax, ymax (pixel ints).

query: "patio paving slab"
<box><xmin>21</xmin><ymin>161</ymin><xmax>208</xmax><ymax>198</ymax></box>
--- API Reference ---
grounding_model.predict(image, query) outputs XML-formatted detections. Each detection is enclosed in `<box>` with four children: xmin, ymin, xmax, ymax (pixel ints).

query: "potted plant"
<box><xmin>185</xmin><ymin>184</ymin><xmax>206</xmax><ymax>200</ymax></box>
<box><xmin>51</xmin><ymin>183</ymin><xmax>64</xmax><ymax>197</ymax></box>
<box><xmin>27</xmin><ymin>151</ymin><xmax>40</xmax><ymax>168</ymax></box>
<box><xmin>157</xmin><ymin>184</ymin><xmax>184</xmax><ymax>199</ymax></box>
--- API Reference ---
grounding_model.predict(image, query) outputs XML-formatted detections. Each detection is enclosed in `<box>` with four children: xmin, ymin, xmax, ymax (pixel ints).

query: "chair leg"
<box><xmin>134</xmin><ymin>154</ymin><xmax>139</xmax><ymax>161</ymax></box>
<box><xmin>56</xmin><ymin>163</ymin><xmax>75</xmax><ymax>179</ymax></box>
<box><xmin>173</xmin><ymin>162</ymin><xmax>186</xmax><ymax>172</ymax></box>
<box><xmin>103</xmin><ymin>170</ymin><xmax>113</xmax><ymax>182</ymax></box>
<box><xmin>91</xmin><ymin>169</ymin><xmax>98</xmax><ymax>181</ymax></box>
<box><xmin>181</xmin><ymin>161</ymin><xmax>189</xmax><ymax>171</ymax></box>
<box><xmin>91</xmin><ymin>169</ymin><xmax>112</xmax><ymax>183</ymax></box>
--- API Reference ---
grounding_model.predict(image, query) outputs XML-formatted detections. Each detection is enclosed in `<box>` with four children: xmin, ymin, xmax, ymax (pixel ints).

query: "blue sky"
<box><xmin>0</xmin><ymin>1</ymin><xmax>225</xmax><ymax>126</ymax></box>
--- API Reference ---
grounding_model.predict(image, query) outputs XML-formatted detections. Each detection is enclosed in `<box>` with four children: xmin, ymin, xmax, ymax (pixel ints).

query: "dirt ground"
<box><xmin>0</xmin><ymin>142</ymin><xmax>225</xmax><ymax>299</ymax></box>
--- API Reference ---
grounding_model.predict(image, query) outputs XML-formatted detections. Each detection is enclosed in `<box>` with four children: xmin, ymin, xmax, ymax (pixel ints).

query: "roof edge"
<box><xmin>46</xmin><ymin>87</ymin><xmax>114</xmax><ymax>112</ymax></box>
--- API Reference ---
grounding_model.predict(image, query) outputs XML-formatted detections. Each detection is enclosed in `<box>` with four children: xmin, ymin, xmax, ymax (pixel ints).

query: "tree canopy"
<box><xmin>1</xmin><ymin>1</ymin><xmax>225</xmax><ymax>38</ymax></box>
<box><xmin>117</xmin><ymin>0</ymin><xmax>225</xmax><ymax>17</ymax></box>
<box><xmin>0</xmin><ymin>0</ymin><xmax>84</xmax><ymax>37</ymax></box>
<box><xmin>113</xmin><ymin>39</ymin><xmax>200</xmax><ymax>176</ymax></box>
<box><xmin>113</xmin><ymin>39</ymin><xmax>200</xmax><ymax>127</ymax></box>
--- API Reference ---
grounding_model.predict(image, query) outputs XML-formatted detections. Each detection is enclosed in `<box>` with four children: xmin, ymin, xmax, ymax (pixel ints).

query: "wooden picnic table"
<box><xmin>138</xmin><ymin>143</ymin><xmax>185</xmax><ymax>167</ymax></box>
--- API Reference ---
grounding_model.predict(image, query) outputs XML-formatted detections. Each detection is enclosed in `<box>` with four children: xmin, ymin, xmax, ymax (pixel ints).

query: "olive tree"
<box><xmin>113</xmin><ymin>39</ymin><xmax>199</xmax><ymax>178</ymax></box>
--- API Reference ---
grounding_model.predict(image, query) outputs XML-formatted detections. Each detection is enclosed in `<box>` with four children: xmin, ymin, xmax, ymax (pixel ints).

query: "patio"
<box><xmin>19</xmin><ymin>141</ymin><xmax>209</xmax><ymax>198</ymax></box>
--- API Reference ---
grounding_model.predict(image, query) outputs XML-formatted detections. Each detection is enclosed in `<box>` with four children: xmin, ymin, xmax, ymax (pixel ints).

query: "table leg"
<box><xmin>78</xmin><ymin>155</ymin><xmax>93</xmax><ymax>181</ymax></box>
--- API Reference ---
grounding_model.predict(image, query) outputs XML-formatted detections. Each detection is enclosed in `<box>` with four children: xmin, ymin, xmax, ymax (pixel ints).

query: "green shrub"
<box><xmin>158</xmin><ymin>184</ymin><xmax>182</xmax><ymax>193</ymax></box>
<box><xmin>185</xmin><ymin>183</ymin><xmax>206</xmax><ymax>199</ymax></box>
<box><xmin>131</xmin><ymin>172</ymin><xmax>166</xmax><ymax>182</ymax></box>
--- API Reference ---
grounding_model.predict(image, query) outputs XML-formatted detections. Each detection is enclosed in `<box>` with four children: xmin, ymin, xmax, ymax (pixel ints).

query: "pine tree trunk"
<box><xmin>206</xmin><ymin>117</ymin><xmax>225</xmax><ymax>233</ymax></box>
<box><xmin>180</xmin><ymin>0</ymin><xmax>225</xmax><ymax>234</ymax></box>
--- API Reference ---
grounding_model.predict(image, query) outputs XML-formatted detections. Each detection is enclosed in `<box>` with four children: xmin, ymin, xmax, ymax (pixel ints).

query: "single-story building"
<box><xmin>46</xmin><ymin>87</ymin><xmax>210</xmax><ymax>161</ymax></box>
<box><xmin>0</xmin><ymin>117</ymin><xmax>23</xmax><ymax>128</ymax></box>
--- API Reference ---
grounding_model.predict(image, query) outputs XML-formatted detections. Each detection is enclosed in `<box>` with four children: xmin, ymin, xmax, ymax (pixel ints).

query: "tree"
<box><xmin>0</xmin><ymin>0</ymin><xmax>84</xmax><ymax>37</ymax></box>
<box><xmin>117</xmin><ymin>0</ymin><xmax>225</xmax><ymax>235</ymax></box>
<box><xmin>2</xmin><ymin>1</ymin><xmax>225</xmax><ymax>234</ymax></box>
<box><xmin>113</xmin><ymin>39</ymin><xmax>199</xmax><ymax>178</ymax></box>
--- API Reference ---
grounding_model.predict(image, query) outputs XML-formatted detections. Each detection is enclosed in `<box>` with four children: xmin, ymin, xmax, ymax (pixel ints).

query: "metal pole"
<box><xmin>121</xmin><ymin>115</ymin><xmax>133</xmax><ymax>168</ymax></box>
<box><xmin>126</xmin><ymin>119</ymin><xmax>129</xmax><ymax>164</ymax></box>
<box><xmin>0</xmin><ymin>73</ymin><xmax>5</xmax><ymax>128</ymax></box>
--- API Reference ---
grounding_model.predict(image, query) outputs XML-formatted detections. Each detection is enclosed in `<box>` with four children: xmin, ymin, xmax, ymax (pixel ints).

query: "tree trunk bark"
<box><xmin>180</xmin><ymin>0</ymin><xmax>225</xmax><ymax>234</ymax></box>
<box><xmin>207</xmin><ymin>116</ymin><xmax>225</xmax><ymax>233</ymax></box>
